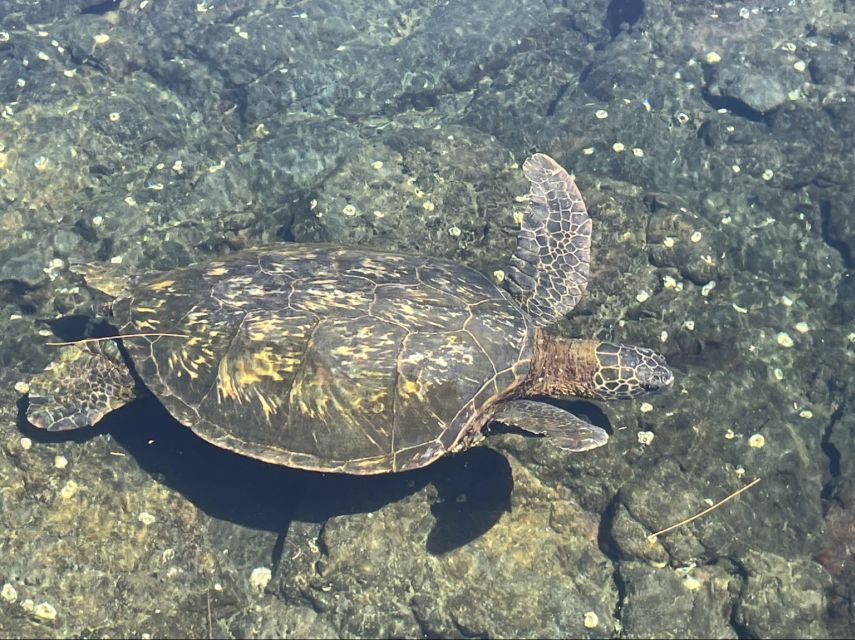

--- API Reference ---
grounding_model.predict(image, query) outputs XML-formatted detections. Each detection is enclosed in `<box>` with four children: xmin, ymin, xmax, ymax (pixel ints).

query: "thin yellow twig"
<box><xmin>45</xmin><ymin>332</ymin><xmax>189</xmax><ymax>346</ymax></box>
<box><xmin>207</xmin><ymin>590</ymin><xmax>213</xmax><ymax>640</ymax></box>
<box><xmin>647</xmin><ymin>477</ymin><xmax>761</xmax><ymax>543</ymax></box>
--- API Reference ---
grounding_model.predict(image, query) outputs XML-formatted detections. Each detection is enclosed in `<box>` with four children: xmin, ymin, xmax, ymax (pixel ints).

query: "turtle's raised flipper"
<box><xmin>505</xmin><ymin>153</ymin><xmax>591</xmax><ymax>327</ymax></box>
<box><xmin>25</xmin><ymin>341</ymin><xmax>136</xmax><ymax>431</ymax></box>
<box><xmin>492</xmin><ymin>399</ymin><xmax>608</xmax><ymax>452</ymax></box>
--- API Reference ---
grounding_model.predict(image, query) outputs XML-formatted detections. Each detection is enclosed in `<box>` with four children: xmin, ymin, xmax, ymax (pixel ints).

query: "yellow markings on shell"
<box><xmin>253</xmin><ymin>387</ymin><xmax>278</xmax><ymax>420</ymax></box>
<box><xmin>168</xmin><ymin>347</ymin><xmax>202</xmax><ymax>380</ymax></box>
<box><xmin>235</xmin><ymin>349</ymin><xmax>287</xmax><ymax>386</ymax></box>
<box><xmin>185</xmin><ymin>310</ymin><xmax>210</xmax><ymax>326</ymax></box>
<box><xmin>216</xmin><ymin>357</ymin><xmax>240</xmax><ymax>402</ymax></box>
<box><xmin>352</xmin><ymin>388</ymin><xmax>388</xmax><ymax>415</ymax></box>
<box><xmin>315</xmin><ymin>389</ymin><xmax>353</xmax><ymax>422</ymax></box>
<box><xmin>206</xmin><ymin>266</ymin><xmax>228</xmax><ymax>277</ymax></box>
<box><xmin>148</xmin><ymin>279</ymin><xmax>175</xmax><ymax>291</ymax></box>
<box><xmin>135</xmin><ymin>319</ymin><xmax>159</xmax><ymax>331</ymax></box>
<box><xmin>216</xmin><ymin>348</ymin><xmax>296</xmax><ymax>410</ymax></box>
<box><xmin>358</xmin><ymin>258</ymin><xmax>390</xmax><ymax>274</ymax></box>
<box><xmin>178</xmin><ymin>357</ymin><xmax>199</xmax><ymax>380</ymax></box>
<box><xmin>400</xmin><ymin>378</ymin><xmax>424</xmax><ymax>399</ymax></box>
<box><xmin>297</xmin><ymin>398</ymin><xmax>312</xmax><ymax>418</ymax></box>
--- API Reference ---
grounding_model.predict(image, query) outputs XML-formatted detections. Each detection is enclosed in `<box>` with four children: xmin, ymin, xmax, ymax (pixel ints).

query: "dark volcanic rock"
<box><xmin>1</xmin><ymin>0</ymin><xmax>852</xmax><ymax>637</ymax></box>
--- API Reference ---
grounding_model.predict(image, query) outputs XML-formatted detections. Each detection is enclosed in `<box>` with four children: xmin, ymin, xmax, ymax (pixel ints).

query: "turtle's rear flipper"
<box><xmin>492</xmin><ymin>399</ymin><xmax>608</xmax><ymax>452</ymax></box>
<box><xmin>25</xmin><ymin>341</ymin><xmax>136</xmax><ymax>431</ymax></box>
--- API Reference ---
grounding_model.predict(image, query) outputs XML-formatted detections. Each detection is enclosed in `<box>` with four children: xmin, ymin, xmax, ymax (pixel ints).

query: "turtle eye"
<box><xmin>633</xmin><ymin>349</ymin><xmax>674</xmax><ymax>393</ymax></box>
<box><xmin>593</xmin><ymin>343</ymin><xmax>673</xmax><ymax>399</ymax></box>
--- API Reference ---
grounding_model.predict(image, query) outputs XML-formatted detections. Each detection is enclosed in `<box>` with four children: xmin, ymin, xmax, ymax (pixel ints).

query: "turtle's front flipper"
<box><xmin>491</xmin><ymin>399</ymin><xmax>608</xmax><ymax>452</ymax></box>
<box><xmin>505</xmin><ymin>153</ymin><xmax>591</xmax><ymax>327</ymax></box>
<box><xmin>25</xmin><ymin>341</ymin><xmax>137</xmax><ymax>431</ymax></box>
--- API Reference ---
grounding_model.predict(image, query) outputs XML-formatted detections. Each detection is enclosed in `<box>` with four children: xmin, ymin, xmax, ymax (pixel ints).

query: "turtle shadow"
<box><xmin>18</xmin><ymin>395</ymin><xmax>513</xmax><ymax>556</ymax></box>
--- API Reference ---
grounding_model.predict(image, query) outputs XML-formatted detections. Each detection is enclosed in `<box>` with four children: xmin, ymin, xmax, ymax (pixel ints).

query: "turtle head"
<box><xmin>591</xmin><ymin>342</ymin><xmax>673</xmax><ymax>400</ymax></box>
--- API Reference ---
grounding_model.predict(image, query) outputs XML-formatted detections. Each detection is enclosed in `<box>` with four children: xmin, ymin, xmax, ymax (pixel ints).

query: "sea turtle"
<box><xmin>22</xmin><ymin>154</ymin><xmax>673</xmax><ymax>474</ymax></box>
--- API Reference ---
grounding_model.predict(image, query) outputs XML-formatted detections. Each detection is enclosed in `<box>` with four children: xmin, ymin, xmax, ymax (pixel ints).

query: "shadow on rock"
<box><xmin>17</xmin><ymin>394</ymin><xmax>513</xmax><ymax>554</ymax></box>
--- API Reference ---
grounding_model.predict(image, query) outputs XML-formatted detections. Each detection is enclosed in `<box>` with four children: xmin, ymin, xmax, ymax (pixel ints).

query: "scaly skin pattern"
<box><xmin>522</xmin><ymin>328</ymin><xmax>673</xmax><ymax>400</ymax></box>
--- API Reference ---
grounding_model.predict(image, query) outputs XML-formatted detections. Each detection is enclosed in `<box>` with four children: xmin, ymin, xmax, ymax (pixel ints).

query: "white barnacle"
<box><xmin>776</xmin><ymin>332</ymin><xmax>794</xmax><ymax>348</ymax></box>
<box><xmin>1</xmin><ymin>583</ymin><xmax>17</xmax><ymax>603</ymax></box>
<box><xmin>748</xmin><ymin>433</ymin><xmax>765</xmax><ymax>449</ymax></box>
<box><xmin>249</xmin><ymin>567</ymin><xmax>272</xmax><ymax>590</ymax></box>
<box><xmin>583</xmin><ymin>612</ymin><xmax>599</xmax><ymax>629</ymax></box>
<box><xmin>59</xmin><ymin>480</ymin><xmax>78</xmax><ymax>499</ymax></box>
<box><xmin>33</xmin><ymin>602</ymin><xmax>57</xmax><ymax>621</ymax></box>
<box><xmin>637</xmin><ymin>430</ymin><xmax>654</xmax><ymax>445</ymax></box>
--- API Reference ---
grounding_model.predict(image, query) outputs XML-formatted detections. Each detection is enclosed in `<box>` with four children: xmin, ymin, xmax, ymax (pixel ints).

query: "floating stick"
<box><xmin>45</xmin><ymin>332</ymin><xmax>189</xmax><ymax>346</ymax></box>
<box><xmin>647</xmin><ymin>477</ymin><xmax>761</xmax><ymax>543</ymax></box>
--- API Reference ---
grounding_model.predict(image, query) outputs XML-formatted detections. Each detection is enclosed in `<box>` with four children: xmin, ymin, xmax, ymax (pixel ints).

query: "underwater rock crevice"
<box><xmin>819</xmin><ymin>199</ymin><xmax>853</xmax><ymax>269</ymax></box>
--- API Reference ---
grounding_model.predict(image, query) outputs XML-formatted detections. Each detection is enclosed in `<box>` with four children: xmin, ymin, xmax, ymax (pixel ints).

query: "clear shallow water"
<box><xmin>0</xmin><ymin>0</ymin><xmax>852</xmax><ymax>637</ymax></box>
